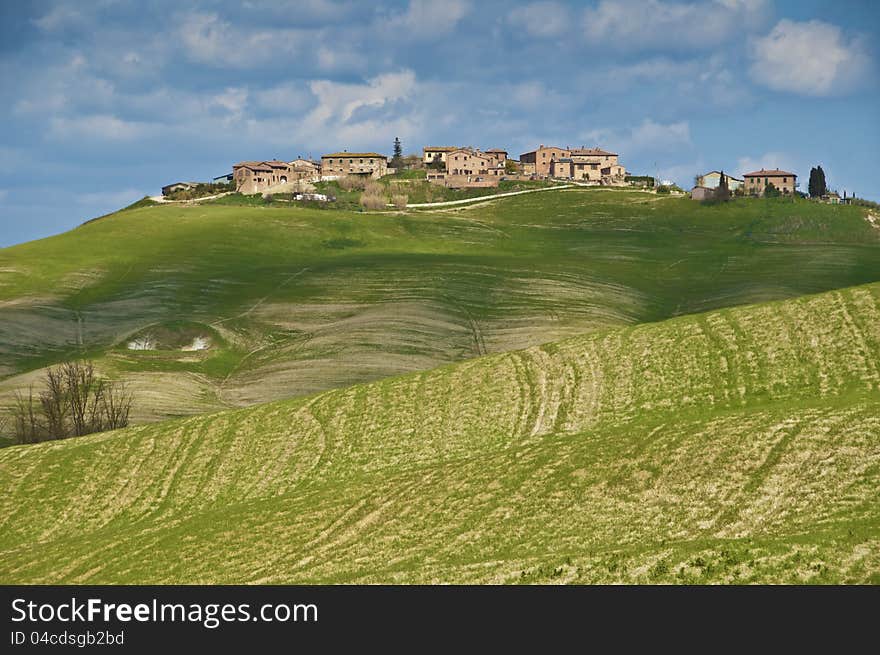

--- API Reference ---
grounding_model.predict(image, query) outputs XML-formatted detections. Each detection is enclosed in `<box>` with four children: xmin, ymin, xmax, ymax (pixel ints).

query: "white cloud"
<box><xmin>176</xmin><ymin>12</ymin><xmax>303</xmax><ymax>67</ymax></box>
<box><xmin>582</xmin><ymin>0</ymin><xmax>770</xmax><ymax>52</ymax></box>
<box><xmin>253</xmin><ymin>84</ymin><xmax>314</xmax><ymax>114</ymax></box>
<box><xmin>33</xmin><ymin>5</ymin><xmax>86</xmax><ymax>32</ymax></box>
<box><xmin>271</xmin><ymin>70</ymin><xmax>421</xmax><ymax>150</ymax></box>
<box><xmin>736</xmin><ymin>152</ymin><xmax>801</xmax><ymax>177</ymax></box>
<box><xmin>48</xmin><ymin>114</ymin><xmax>154</xmax><ymax>141</ymax></box>
<box><xmin>581</xmin><ymin>119</ymin><xmax>692</xmax><ymax>156</ymax></box>
<box><xmin>508</xmin><ymin>2</ymin><xmax>570</xmax><ymax>38</ymax></box>
<box><xmin>749</xmin><ymin>20</ymin><xmax>873</xmax><ymax>96</ymax></box>
<box><xmin>382</xmin><ymin>0</ymin><xmax>470</xmax><ymax>38</ymax></box>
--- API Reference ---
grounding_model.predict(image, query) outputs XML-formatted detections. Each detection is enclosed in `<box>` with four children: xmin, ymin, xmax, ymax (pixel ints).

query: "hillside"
<box><xmin>1</xmin><ymin>282</ymin><xmax>878</xmax><ymax>583</ymax></box>
<box><xmin>2</xmin><ymin>189</ymin><xmax>880</xmax><ymax>426</ymax></box>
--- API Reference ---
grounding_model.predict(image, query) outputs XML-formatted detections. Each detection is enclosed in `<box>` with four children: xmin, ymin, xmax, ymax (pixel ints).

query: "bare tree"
<box><xmin>7</xmin><ymin>361</ymin><xmax>133</xmax><ymax>444</ymax></box>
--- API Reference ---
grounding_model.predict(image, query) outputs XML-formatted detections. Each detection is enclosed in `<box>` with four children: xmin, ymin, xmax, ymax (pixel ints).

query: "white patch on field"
<box><xmin>127</xmin><ymin>337</ymin><xmax>155</xmax><ymax>350</ymax></box>
<box><xmin>182</xmin><ymin>336</ymin><xmax>210</xmax><ymax>351</ymax></box>
<box><xmin>865</xmin><ymin>212</ymin><xmax>879</xmax><ymax>229</ymax></box>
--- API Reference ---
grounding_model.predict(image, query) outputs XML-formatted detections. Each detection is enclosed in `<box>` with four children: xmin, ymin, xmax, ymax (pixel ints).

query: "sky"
<box><xmin>1</xmin><ymin>0</ymin><xmax>878</xmax><ymax>246</ymax></box>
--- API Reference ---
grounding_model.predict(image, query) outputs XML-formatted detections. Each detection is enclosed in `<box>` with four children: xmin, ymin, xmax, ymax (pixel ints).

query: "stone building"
<box><xmin>320</xmin><ymin>152</ymin><xmax>388</xmax><ymax>179</ymax></box>
<box><xmin>519</xmin><ymin>145</ymin><xmax>571</xmax><ymax>177</ymax></box>
<box><xmin>570</xmin><ymin>148</ymin><xmax>626</xmax><ymax>183</ymax></box>
<box><xmin>233</xmin><ymin>161</ymin><xmax>292</xmax><ymax>194</ymax></box>
<box><xmin>742</xmin><ymin>169</ymin><xmax>797</xmax><ymax>195</ymax></box>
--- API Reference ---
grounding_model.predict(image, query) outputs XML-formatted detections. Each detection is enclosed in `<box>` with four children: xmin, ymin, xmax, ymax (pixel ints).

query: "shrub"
<box><xmin>391</xmin><ymin>194</ymin><xmax>408</xmax><ymax>210</ymax></box>
<box><xmin>338</xmin><ymin>175</ymin><xmax>367</xmax><ymax>191</ymax></box>
<box><xmin>360</xmin><ymin>191</ymin><xmax>387</xmax><ymax>210</ymax></box>
<box><xmin>656</xmin><ymin>185</ymin><xmax>672</xmax><ymax>194</ymax></box>
<box><xmin>8</xmin><ymin>361</ymin><xmax>133</xmax><ymax>444</ymax></box>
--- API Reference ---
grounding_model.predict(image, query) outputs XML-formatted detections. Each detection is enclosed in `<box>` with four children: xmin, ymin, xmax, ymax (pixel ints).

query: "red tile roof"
<box><xmin>742</xmin><ymin>168</ymin><xmax>796</xmax><ymax>177</ymax></box>
<box><xmin>571</xmin><ymin>148</ymin><xmax>617</xmax><ymax>156</ymax></box>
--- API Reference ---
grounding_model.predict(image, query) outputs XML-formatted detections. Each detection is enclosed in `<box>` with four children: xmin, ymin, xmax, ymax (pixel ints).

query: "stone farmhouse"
<box><xmin>520</xmin><ymin>145</ymin><xmax>627</xmax><ymax>183</ymax></box>
<box><xmin>320</xmin><ymin>152</ymin><xmax>388</xmax><ymax>179</ymax></box>
<box><xmin>233</xmin><ymin>161</ymin><xmax>287</xmax><ymax>194</ymax></box>
<box><xmin>232</xmin><ymin>159</ymin><xmax>320</xmax><ymax>194</ymax></box>
<box><xmin>742</xmin><ymin>168</ymin><xmax>797</xmax><ymax>195</ymax></box>
<box><xmin>519</xmin><ymin>145</ymin><xmax>570</xmax><ymax>177</ymax></box>
<box><xmin>426</xmin><ymin>147</ymin><xmax>508</xmax><ymax>188</ymax></box>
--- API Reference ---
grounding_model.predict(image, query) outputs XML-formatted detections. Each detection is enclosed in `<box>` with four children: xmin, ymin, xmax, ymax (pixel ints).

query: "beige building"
<box><xmin>233</xmin><ymin>160</ymin><xmax>293</xmax><ymax>194</ymax></box>
<box><xmin>742</xmin><ymin>168</ymin><xmax>797</xmax><ymax>195</ymax></box>
<box><xmin>696</xmin><ymin>171</ymin><xmax>743</xmax><ymax>191</ymax></box>
<box><xmin>484</xmin><ymin>148</ymin><xmax>508</xmax><ymax>166</ymax></box>
<box><xmin>446</xmin><ymin>148</ymin><xmax>492</xmax><ymax>175</ymax></box>
<box><xmin>289</xmin><ymin>158</ymin><xmax>320</xmax><ymax>174</ymax></box>
<box><xmin>423</xmin><ymin>146</ymin><xmax>458</xmax><ymax>165</ymax></box>
<box><xmin>690</xmin><ymin>186</ymin><xmax>715</xmax><ymax>201</ymax></box>
<box><xmin>570</xmin><ymin>148</ymin><xmax>626</xmax><ymax>183</ymax></box>
<box><xmin>321</xmin><ymin>152</ymin><xmax>388</xmax><ymax>179</ymax></box>
<box><xmin>550</xmin><ymin>158</ymin><xmax>573</xmax><ymax>179</ymax></box>
<box><xmin>519</xmin><ymin>145</ymin><xmax>571</xmax><ymax>177</ymax></box>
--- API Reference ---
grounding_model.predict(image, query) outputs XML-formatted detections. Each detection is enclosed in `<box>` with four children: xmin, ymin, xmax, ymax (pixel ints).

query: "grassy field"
<box><xmin>0</xmin><ymin>281</ymin><xmax>878</xmax><ymax>583</ymax></box>
<box><xmin>1</xmin><ymin>189</ymin><xmax>879</xmax><ymax>425</ymax></box>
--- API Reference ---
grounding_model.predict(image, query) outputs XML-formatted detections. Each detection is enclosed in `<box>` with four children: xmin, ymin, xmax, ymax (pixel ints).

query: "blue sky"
<box><xmin>1</xmin><ymin>0</ymin><xmax>878</xmax><ymax>246</ymax></box>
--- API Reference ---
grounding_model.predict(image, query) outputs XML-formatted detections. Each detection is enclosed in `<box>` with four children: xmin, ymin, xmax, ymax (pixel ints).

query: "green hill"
<box><xmin>2</xmin><ymin>189</ymin><xmax>880</xmax><ymax>425</ymax></box>
<box><xmin>1</xmin><ymin>281</ymin><xmax>878</xmax><ymax>583</ymax></box>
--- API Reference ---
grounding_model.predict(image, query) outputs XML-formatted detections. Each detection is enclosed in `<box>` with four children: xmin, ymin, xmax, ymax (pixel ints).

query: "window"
<box><xmin>783</xmin><ymin>177</ymin><xmax>787</xmax><ymax>183</ymax></box>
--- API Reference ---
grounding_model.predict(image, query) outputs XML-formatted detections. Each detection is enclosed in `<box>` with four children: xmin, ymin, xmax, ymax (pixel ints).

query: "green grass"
<box><xmin>1</xmin><ymin>190</ymin><xmax>879</xmax><ymax>426</ymax></box>
<box><xmin>0</xmin><ymin>281</ymin><xmax>878</xmax><ymax>583</ymax></box>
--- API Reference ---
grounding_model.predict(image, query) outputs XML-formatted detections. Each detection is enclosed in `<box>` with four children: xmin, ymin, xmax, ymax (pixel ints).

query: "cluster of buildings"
<box><xmin>691</xmin><ymin>168</ymin><xmax>797</xmax><ymax>199</ymax></box>
<box><xmin>163</xmin><ymin>142</ymin><xmax>847</xmax><ymax>204</ymax></box>
<box><xmin>519</xmin><ymin>145</ymin><xmax>627</xmax><ymax>183</ymax></box>
<box><xmin>168</xmin><ymin>141</ymin><xmax>631</xmax><ymax>197</ymax></box>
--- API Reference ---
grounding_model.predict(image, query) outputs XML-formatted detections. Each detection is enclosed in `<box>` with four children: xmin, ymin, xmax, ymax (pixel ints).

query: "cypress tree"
<box><xmin>391</xmin><ymin>137</ymin><xmax>403</xmax><ymax>168</ymax></box>
<box><xmin>816</xmin><ymin>165</ymin><xmax>827</xmax><ymax>197</ymax></box>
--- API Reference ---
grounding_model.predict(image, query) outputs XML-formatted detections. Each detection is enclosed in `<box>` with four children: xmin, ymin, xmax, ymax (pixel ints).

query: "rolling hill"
<box><xmin>2</xmin><ymin>188</ymin><xmax>880</xmax><ymax>427</ymax></box>
<box><xmin>1</xmin><ymin>281</ymin><xmax>878</xmax><ymax>583</ymax></box>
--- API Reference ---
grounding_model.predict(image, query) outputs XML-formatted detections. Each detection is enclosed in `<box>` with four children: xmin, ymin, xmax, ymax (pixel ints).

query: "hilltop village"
<box><xmin>161</xmin><ymin>140</ymin><xmax>854</xmax><ymax>205</ymax></box>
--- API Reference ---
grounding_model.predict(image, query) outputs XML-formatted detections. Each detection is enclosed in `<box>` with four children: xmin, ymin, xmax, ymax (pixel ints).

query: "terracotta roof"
<box><xmin>571</xmin><ymin>148</ymin><xmax>617</xmax><ymax>156</ymax></box>
<box><xmin>322</xmin><ymin>152</ymin><xmax>387</xmax><ymax>159</ymax></box>
<box><xmin>423</xmin><ymin>146</ymin><xmax>458</xmax><ymax>152</ymax></box>
<box><xmin>485</xmin><ymin>148</ymin><xmax>508</xmax><ymax>153</ymax></box>
<box><xmin>264</xmin><ymin>160</ymin><xmax>290</xmax><ymax>167</ymax></box>
<box><xmin>520</xmin><ymin>145</ymin><xmax>565</xmax><ymax>156</ymax></box>
<box><xmin>233</xmin><ymin>161</ymin><xmax>272</xmax><ymax>171</ymax></box>
<box><xmin>742</xmin><ymin>168</ymin><xmax>796</xmax><ymax>177</ymax></box>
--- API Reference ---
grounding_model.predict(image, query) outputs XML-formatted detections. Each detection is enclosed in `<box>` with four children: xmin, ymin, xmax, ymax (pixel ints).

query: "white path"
<box><xmin>147</xmin><ymin>191</ymin><xmax>233</xmax><ymax>204</ymax></box>
<box><xmin>399</xmin><ymin>184</ymin><xmax>574</xmax><ymax>209</ymax></box>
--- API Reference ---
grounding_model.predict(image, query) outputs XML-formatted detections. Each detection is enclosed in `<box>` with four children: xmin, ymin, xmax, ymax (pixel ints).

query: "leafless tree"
<box><xmin>7</xmin><ymin>361</ymin><xmax>133</xmax><ymax>444</ymax></box>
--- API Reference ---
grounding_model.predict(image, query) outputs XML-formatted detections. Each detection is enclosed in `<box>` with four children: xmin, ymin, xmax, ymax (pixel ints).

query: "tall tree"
<box><xmin>816</xmin><ymin>165</ymin><xmax>827</xmax><ymax>197</ymax></box>
<box><xmin>391</xmin><ymin>137</ymin><xmax>403</xmax><ymax>168</ymax></box>
<box><xmin>714</xmin><ymin>170</ymin><xmax>730</xmax><ymax>200</ymax></box>
<box><xmin>808</xmin><ymin>165</ymin><xmax>828</xmax><ymax>198</ymax></box>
